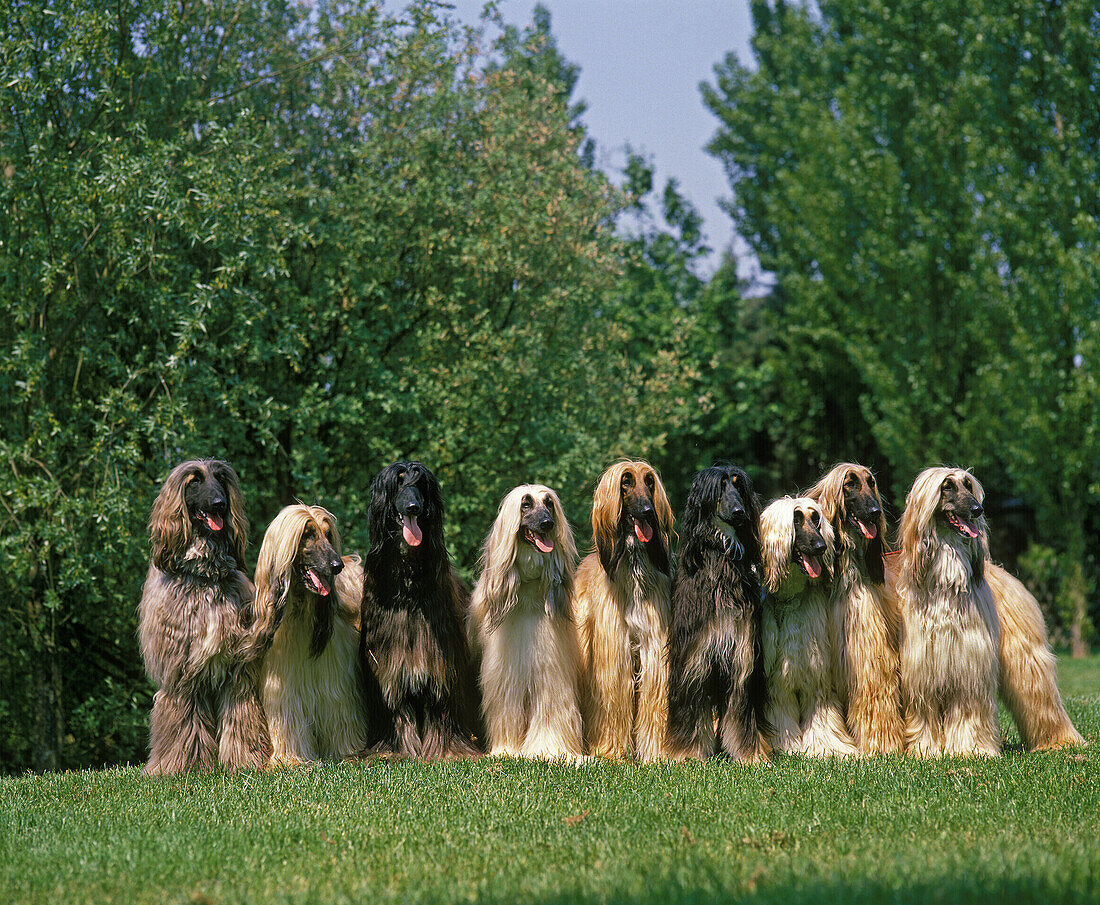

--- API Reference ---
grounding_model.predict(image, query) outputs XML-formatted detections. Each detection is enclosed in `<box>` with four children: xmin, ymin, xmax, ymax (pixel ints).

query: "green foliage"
<box><xmin>2</xmin><ymin>692</ymin><xmax>1099</xmax><ymax>904</ymax></box>
<box><xmin>0</xmin><ymin>0</ymin><xmax>697</xmax><ymax>773</ymax></box>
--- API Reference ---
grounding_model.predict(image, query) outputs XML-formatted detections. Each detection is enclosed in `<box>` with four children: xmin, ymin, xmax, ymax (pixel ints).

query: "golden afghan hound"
<box><xmin>896</xmin><ymin>467</ymin><xmax>1000</xmax><ymax>756</ymax></box>
<box><xmin>760</xmin><ymin>497</ymin><xmax>856</xmax><ymax>757</ymax></box>
<box><xmin>575</xmin><ymin>459</ymin><xmax>674</xmax><ymax>761</ymax></box>
<box><xmin>468</xmin><ymin>484</ymin><xmax>583</xmax><ymax>759</ymax></box>
<box><xmin>138</xmin><ymin>459</ymin><xmax>278</xmax><ymax>775</ymax></box>
<box><xmin>257</xmin><ymin>505</ymin><xmax>367</xmax><ymax>765</ymax></box>
<box><xmin>808</xmin><ymin>464</ymin><xmax>905</xmax><ymax>754</ymax></box>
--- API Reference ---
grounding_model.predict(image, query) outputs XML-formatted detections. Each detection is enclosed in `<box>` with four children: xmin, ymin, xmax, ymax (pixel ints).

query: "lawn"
<box><xmin>2</xmin><ymin>658</ymin><xmax>1097</xmax><ymax>905</ymax></box>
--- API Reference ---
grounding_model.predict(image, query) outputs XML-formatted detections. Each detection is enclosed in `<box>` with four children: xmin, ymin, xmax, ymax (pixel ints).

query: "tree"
<box><xmin>702</xmin><ymin>0</ymin><xmax>1100</xmax><ymax>645</ymax></box>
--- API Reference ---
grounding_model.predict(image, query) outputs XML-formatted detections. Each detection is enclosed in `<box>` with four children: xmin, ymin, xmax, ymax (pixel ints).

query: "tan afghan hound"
<box><xmin>760</xmin><ymin>497</ymin><xmax>857</xmax><ymax>757</ymax></box>
<box><xmin>257</xmin><ymin>505</ymin><xmax>367</xmax><ymax>765</ymax></box>
<box><xmin>575</xmin><ymin>459</ymin><xmax>674</xmax><ymax>760</ymax></box>
<box><xmin>468</xmin><ymin>484</ymin><xmax>583</xmax><ymax>759</ymax></box>
<box><xmin>896</xmin><ymin>467</ymin><xmax>1001</xmax><ymax>756</ymax></box>
<box><xmin>808</xmin><ymin>464</ymin><xmax>905</xmax><ymax>754</ymax></box>
<box><xmin>139</xmin><ymin>459</ymin><xmax>278</xmax><ymax>775</ymax></box>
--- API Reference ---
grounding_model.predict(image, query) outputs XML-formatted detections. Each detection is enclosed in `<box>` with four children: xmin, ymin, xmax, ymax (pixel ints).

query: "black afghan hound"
<box><xmin>666</xmin><ymin>464</ymin><xmax>769</xmax><ymax>762</ymax></box>
<box><xmin>359</xmin><ymin>461</ymin><xmax>481</xmax><ymax>758</ymax></box>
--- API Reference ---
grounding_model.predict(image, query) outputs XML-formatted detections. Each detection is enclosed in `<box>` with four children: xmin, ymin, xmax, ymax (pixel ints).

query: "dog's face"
<box><xmin>840</xmin><ymin>467</ymin><xmax>883</xmax><ymax>543</ymax></box>
<box><xmin>295</xmin><ymin>517</ymin><xmax>345</xmax><ymax>598</ymax></box>
<box><xmin>934</xmin><ymin>469</ymin><xmax>985</xmax><ymax>540</ymax></box>
<box><xmin>711</xmin><ymin>466</ymin><xmax>758</xmax><ymax>552</ymax></box>
<box><xmin>592</xmin><ymin>460</ymin><xmax>672</xmax><ymax>578</ymax></box>
<box><xmin>368</xmin><ymin>460</ymin><xmax>444</xmax><ymax>554</ymax></box>
<box><xmin>683</xmin><ymin>464</ymin><xmax>761</xmax><ymax>564</ymax></box>
<box><xmin>792</xmin><ymin>503</ymin><xmax>829</xmax><ymax>581</ymax></box>
<box><xmin>184</xmin><ymin>468</ymin><xmax>230</xmax><ymax>540</ymax></box>
<box><xmin>518</xmin><ymin>489</ymin><xmax>558</xmax><ymax>554</ymax></box>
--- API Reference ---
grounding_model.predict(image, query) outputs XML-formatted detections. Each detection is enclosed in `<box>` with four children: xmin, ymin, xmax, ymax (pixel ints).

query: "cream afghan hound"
<box><xmin>257</xmin><ymin>505</ymin><xmax>367</xmax><ymax>765</ymax></box>
<box><xmin>808</xmin><ymin>464</ymin><xmax>905</xmax><ymax>754</ymax></box>
<box><xmin>760</xmin><ymin>497</ymin><xmax>857</xmax><ymax>757</ymax></box>
<box><xmin>468</xmin><ymin>484</ymin><xmax>583</xmax><ymax>759</ymax></box>
<box><xmin>896</xmin><ymin>467</ymin><xmax>1000</xmax><ymax>757</ymax></box>
<box><xmin>575</xmin><ymin>459</ymin><xmax>674</xmax><ymax>761</ymax></box>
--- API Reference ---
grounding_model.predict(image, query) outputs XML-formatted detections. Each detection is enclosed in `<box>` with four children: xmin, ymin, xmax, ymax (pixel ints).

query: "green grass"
<box><xmin>3</xmin><ymin>666</ymin><xmax>1099</xmax><ymax>905</ymax></box>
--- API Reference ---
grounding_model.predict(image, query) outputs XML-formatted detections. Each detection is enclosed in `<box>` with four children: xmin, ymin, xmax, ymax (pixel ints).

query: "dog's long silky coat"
<box><xmin>666</xmin><ymin>465</ymin><xmax>768</xmax><ymax>761</ymax></box>
<box><xmin>468</xmin><ymin>484</ymin><xmax>583</xmax><ymax>759</ymax></box>
<box><xmin>257</xmin><ymin>505</ymin><xmax>366</xmax><ymax>765</ymax></box>
<box><xmin>760</xmin><ymin>496</ymin><xmax>856</xmax><ymax>757</ymax></box>
<box><xmin>575</xmin><ymin>459</ymin><xmax>674</xmax><ymax>760</ymax></box>
<box><xmin>359</xmin><ymin>461</ymin><xmax>481</xmax><ymax>758</ymax></box>
<box><xmin>896</xmin><ymin>467</ymin><xmax>1000</xmax><ymax>756</ymax></box>
<box><xmin>808</xmin><ymin>464</ymin><xmax>905</xmax><ymax>754</ymax></box>
<box><xmin>138</xmin><ymin>459</ymin><xmax>277</xmax><ymax>775</ymax></box>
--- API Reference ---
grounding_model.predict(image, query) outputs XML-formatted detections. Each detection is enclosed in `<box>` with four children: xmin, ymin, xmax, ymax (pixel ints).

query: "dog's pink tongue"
<box><xmin>205</xmin><ymin>513</ymin><xmax>223</xmax><ymax>532</ymax></box>
<box><xmin>857</xmin><ymin>519</ymin><xmax>877</xmax><ymax>540</ymax></box>
<box><xmin>960</xmin><ymin>520</ymin><xmax>979</xmax><ymax>539</ymax></box>
<box><xmin>802</xmin><ymin>554</ymin><xmax>822</xmax><ymax>579</ymax></box>
<box><xmin>534</xmin><ymin>534</ymin><xmax>555</xmax><ymax>553</ymax></box>
<box><xmin>307</xmin><ymin>568</ymin><xmax>330</xmax><ymax>597</ymax></box>
<box><xmin>634</xmin><ymin>519</ymin><xmax>653</xmax><ymax>543</ymax></box>
<box><xmin>402</xmin><ymin>515</ymin><xmax>422</xmax><ymax>547</ymax></box>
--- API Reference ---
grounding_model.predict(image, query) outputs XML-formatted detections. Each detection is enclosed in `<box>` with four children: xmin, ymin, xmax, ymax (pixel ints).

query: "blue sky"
<box><xmin>433</xmin><ymin>1</ymin><xmax>758</xmax><ymax>279</ymax></box>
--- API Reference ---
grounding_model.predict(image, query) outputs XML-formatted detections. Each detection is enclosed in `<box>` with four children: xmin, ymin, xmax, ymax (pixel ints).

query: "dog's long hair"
<box><xmin>257</xmin><ymin>505</ymin><xmax>366</xmax><ymax>765</ymax></box>
<box><xmin>469</xmin><ymin>484</ymin><xmax>583</xmax><ymax>758</ymax></box>
<box><xmin>896</xmin><ymin>467</ymin><xmax>1000</xmax><ymax>756</ymax></box>
<box><xmin>666</xmin><ymin>465</ymin><xmax>768</xmax><ymax>761</ymax></box>
<box><xmin>575</xmin><ymin>459</ymin><xmax>673</xmax><ymax>760</ymax></box>
<box><xmin>359</xmin><ymin>461</ymin><xmax>480</xmax><ymax>758</ymax></box>
<box><xmin>807</xmin><ymin>463</ymin><xmax>904</xmax><ymax>754</ymax></box>
<box><xmin>760</xmin><ymin>497</ymin><xmax>856</xmax><ymax>757</ymax></box>
<box><xmin>138</xmin><ymin>459</ymin><xmax>276</xmax><ymax>775</ymax></box>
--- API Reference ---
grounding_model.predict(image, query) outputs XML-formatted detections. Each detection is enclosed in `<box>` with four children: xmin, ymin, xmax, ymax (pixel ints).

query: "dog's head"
<box><xmin>899</xmin><ymin>466</ymin><xmax>989</xmax><ymax>580</ymax></box>
<box><xmin>149</xmin><ymin>459</ymin><xmax>248</xmax><ymax>572</ymax></box>
<box><xmin>681</xmin><ymin>464</ymin><xmax>761</xmax><ymax>566</ymax></box>
<box><xmin>368</xmin><ymin>461</ymin><xmax>445</xmax><ymax>556</ymax></box>
<box><xmin>477</xmin><ymin>484</ymin><xmax>577</xmax><ymax>627</ymax></box>
<box><xmin>807</xmin><ymin>462</ymin><xmax>887</xmax><ymax>583</ymax></box>
<box><xmin>256</xmin><ymin>504</ymin><xmax>345</xmax><ymax>657</ymax></box>
<box><xmin>591</xmin><ymin>459</ymin><xmax>673</xmax><ymax>578</ymax></box>
<box><xmin>760</xmin><ymin>496</ymin><xmax>835</xmax><ymax>594</ymax></box>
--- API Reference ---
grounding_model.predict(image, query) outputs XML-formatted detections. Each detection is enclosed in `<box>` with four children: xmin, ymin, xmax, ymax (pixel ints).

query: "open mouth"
<box><xmin>945</xmin><ymin>511</ymin><xmax>979</xmax><ymax>539</ymax></box>
<box><xmin>798</xmin><ymin>552</ymin><xmax>823</xmax><ymax>579</ymax></box>
<box><xmin>303</xmin><ymin>567</ymin><xmax>331</xmax><ymax>597</ymax></box>
<box><xmin>197</xmin><ymin>510</ymin><xmax>224</xmax><ymax>532</ymax></box>
<box><xmin>523</xmin><ymin>528</ymin><xmax>555</xmax><ymax>553</ymax></box>
<box><xmin>633</xmin><ymin>517</ymin><xmax>654</xmax><ymax>544</ymax></box>
<box><xmin>852</xmin><ymin>516</ymin><xmax>877</xmax><ymax>540</ymax></box>
<box><xmin>401</xmin><ymin>514</ymin><xmax>422</xmax><ymax>547</ymax></box>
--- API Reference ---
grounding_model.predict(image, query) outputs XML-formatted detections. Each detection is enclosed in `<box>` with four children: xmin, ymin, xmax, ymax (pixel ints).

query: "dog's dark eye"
<box><xmin>867</xmin><ymin>475</ymin><xmax>875</xmax><ymax>488</ymax></box>
<box><xmin>622</xmin><ymin>473</ymin><xmax>634</xmax><ymax>489</ymax></box>
<box><xmin>942</xmin><ymin>478</ymin><xmax>955</xmax><ymax>492</ymax></box>
<box><xmin>794</xmin><ymin>510</ymin><xmax>805</xmax><ymax>527</ymax></box>
<box><xmin>543</xmin><ymin>495</ymin><xmax>553</xmax><ymax>509</ymax></box>
<box><xmin>303</xmin><ymin>525</ymin><xmax>315</xmax><ymax>539</ymax></box>
<box><xmin>520</xmin><ymin>495</ymin><xmax>532</xmax><ymax>511</ymax></box>
<box><xmin>811</xmin><ymin>509</ymin><xmax>820</xmax><ymax>525</ymax></box>
<box><xmin>963</xmin><ymin>477</ymin><xmax>973</xmax><ymax>491</ymax></box>
<box><xmin>644</xmin><ymin>472</ymin><xmax>655</xmax><ymax>489</ymax></box>
<box><xmin>846</xmin><ymin>474</ymin><xmax>859</xmax><ymax>488</ymax></box>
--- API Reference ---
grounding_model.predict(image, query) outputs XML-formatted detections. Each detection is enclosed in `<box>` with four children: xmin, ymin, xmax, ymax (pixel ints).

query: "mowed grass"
<box><xmin>2</xmin><ymin>660</ymin><xmax>1098</xmax><ymax>905</ymax></box>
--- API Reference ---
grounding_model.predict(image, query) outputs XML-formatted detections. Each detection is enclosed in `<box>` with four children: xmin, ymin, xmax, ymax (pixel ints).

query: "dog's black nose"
<box><xmin>331</xmin><ymin>556</ymin><xmax>344</xmax><ymax>574</ymax></box>
<box><xmin>403</xmin><ymin>501</ymin><xmax>421</xmax><ymax>517</ymax></box>
<box><xmin>730</xmin><ymin>506</ymin><xmax>747</xmax><ymax>524</ymax></box>
<box><xmin>971</xmin><ymin>504</ymin><xmax>984</xmax><ymax>519</ymax></box>
<box><xmin>869</xmin><ymin>506</ymin><xmax>881</xmax><ymax>519</ymax></box>
<box><xmin>210</xmin><ymin>495</ymin><xmax>226</xmax><ymax>512</ymax></box>
<box><xmin>812</xmin><ymin>539</ymin><xmax>827</xmax><ymax>555</ymax></box>
<box><xmin>538</xmin><ymin>515</ymin><xmax>555</xmax><ymax>534</ymax></box>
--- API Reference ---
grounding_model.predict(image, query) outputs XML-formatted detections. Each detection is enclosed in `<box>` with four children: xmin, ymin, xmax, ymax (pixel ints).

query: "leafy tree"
<box><xmin>703</xmin><ymin>0</ymin><xmax>1100</xmax><ymax>644</ymax></box>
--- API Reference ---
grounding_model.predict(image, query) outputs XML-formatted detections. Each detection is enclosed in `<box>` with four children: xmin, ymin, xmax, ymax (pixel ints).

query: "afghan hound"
<box><xmin>808</xmin><ymin>464</ymin><xmax>905</xmax><ymax>754</ymax></box>
<box><xmin>257</xmin><ymin>505</ymin><xmax>367</xmax><ymax>765</ymax></box>
<box><xmin>138</xmin><ymin>459</ymin><xmax>278</xmax><ymax>775</ymax></box>
<box><xmin>896</xmin><ymin>467</ymin><xmax>1001</xmax><ymax>756</ymax></box>
<box><xmin>666</xmin><ymin>465</ymin><xmax>768</xmax><ymax>762</ymax></box>
<box><xmin>575</xmin><ymin>459</ymin><xmax>674</xmax><ymax>761</ymax></box>
<box><xmin>359</xmin><ymin>461</ymin><xmax>481</xmax><ymax>758</ymax></box>
<box><xmin>760</xmin><ymin>497</ymin><xmax>857</xmax><ymax>757</ymax></box>
<box><xmin>468</xmin><ymin>484</ymin><xmax>583</xmax><ymax>759</ymax></box>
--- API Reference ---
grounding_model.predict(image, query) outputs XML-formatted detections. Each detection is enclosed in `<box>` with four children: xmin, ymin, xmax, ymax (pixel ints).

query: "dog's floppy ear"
<box><xmin>736</xmin><ymin>467</ymin><xmax>763</xmax><ymax>569</ymax></box>
<box><xmin>210</xmin><ymin>460</ymin><xmax>248</xmax><ymax>569</ymax></box>
<box><xmin>149</xmin><ymin>461</ymin><xmax>198</xmax><ymax>571</ymax></box>
<box><xmin>807</xmin><ymin>465</ymin><xmax>844</xmax><ymax>530</ymax></box>
<box><xmin>592</xmin><ymin>464</ymin><xmax>624</xmax><ymax>576</ymax></box>
<box><xmin>367</xmin><ymin>463</ymin><xmax>403</xmax><ymax>545</ymax></box>
<box><xmin>759</xmin><ymin>497</ymin><xmax>796</xmax><ymax>592</ymax></box>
